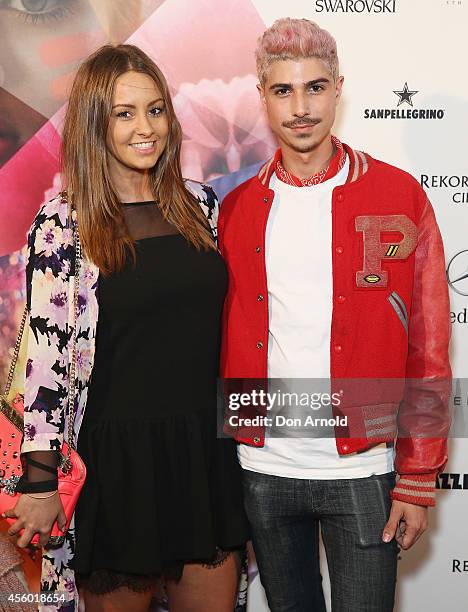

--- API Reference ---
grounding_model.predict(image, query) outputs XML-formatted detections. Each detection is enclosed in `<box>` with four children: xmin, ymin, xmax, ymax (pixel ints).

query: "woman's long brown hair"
<box><xmin>61</xmin><ymin>44</ymin><xmax>215</xmax><ymax>275</ymax></box>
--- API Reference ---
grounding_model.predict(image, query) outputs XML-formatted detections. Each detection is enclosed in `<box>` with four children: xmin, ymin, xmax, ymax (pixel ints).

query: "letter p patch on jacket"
<box><xmin>355</xmin><ymin>215</ymin><xmax>417</xmax><ymax>288</ymax></box>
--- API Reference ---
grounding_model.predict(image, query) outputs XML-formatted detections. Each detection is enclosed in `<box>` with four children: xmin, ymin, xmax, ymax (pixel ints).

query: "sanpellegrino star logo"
<box><xmin>315</xmin><ymin>0</ymin><xmax>396</xmax><ymax>11</ymax></box>
<box><xmin>364</xmin><ymin>83</ymin><xmax>445</xmax><ymax>120</ymax></box>
<box><xmin>393</xmin><ymin>83</ymin><xmax>418</xmax><ymax>107</ymax></box>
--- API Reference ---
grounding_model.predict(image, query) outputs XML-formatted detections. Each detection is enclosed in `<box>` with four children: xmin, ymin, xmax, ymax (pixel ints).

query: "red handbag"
<box><xmin>0</xmin><ymin>223</ymin><xmax>86</xmax><ymax>547</ymax></box>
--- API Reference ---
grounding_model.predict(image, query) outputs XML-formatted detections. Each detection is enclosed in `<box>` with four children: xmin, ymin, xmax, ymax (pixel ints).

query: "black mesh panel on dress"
<box><xmin>123</xmin><ymin>201</ymin><xmax>179</xmax><ymax>241</ymax></box>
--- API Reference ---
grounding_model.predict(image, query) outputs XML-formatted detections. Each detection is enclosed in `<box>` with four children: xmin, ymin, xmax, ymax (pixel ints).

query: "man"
<box><xmin>217</xmin><ymin>17</ymin><xmax>451</xmax><ymax>612</ymax></box>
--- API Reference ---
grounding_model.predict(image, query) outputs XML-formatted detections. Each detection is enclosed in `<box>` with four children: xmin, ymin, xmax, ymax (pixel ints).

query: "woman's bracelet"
<box><xmin>24</xmin><ymin>490</ymin><xmax>58</xmax><ymax>500</ymax></box>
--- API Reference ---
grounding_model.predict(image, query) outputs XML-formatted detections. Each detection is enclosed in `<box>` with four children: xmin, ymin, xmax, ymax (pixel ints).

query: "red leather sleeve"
<box><xmin>392</xmin><ymin>196</ymin><xmax>452</xmax><ymax>506</ymax></box>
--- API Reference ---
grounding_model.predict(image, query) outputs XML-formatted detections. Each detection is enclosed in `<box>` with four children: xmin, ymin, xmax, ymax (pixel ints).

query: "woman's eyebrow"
<box><xmin>112</xmin><ymin>98</ymin><xmax>164</xmax><ymax>109</ymax></box>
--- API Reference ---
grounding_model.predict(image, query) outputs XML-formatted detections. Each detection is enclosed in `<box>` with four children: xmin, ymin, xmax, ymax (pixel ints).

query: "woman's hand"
<box><xmin>2</xmin><ymin>492</ymin><xmax>67</xmax><ymax>548</ymax></box>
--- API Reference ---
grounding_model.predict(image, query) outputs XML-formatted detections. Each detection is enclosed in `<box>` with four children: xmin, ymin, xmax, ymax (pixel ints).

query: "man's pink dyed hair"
<box><xmin>256</xmin><ymin>18</ymin><xmax>339</xmax><ymax>85</ymax></box>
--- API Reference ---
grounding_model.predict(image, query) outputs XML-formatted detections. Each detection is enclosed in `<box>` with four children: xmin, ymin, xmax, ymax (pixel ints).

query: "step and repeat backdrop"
<box><xmin>0</xmin><ymin>0</ymin><xmax>466</xmax><ymax>610</ymax></box>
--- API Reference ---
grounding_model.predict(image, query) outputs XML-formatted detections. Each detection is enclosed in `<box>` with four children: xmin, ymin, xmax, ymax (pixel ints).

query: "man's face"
<box><xmin>258</xmin><ymin>57</ymin><xmax>343</xmax><ymax>155</ymax></box>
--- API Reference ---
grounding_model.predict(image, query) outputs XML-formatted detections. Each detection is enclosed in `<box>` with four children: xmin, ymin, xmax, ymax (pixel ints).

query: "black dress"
<box><xmin>73</xmin><ymin>201</ymin><xmax>248</xmax><ymax>591</ymax></box>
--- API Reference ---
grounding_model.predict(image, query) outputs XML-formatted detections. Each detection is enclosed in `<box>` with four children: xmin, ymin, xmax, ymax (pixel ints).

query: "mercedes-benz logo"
<box><xmin>446</xmin><ymin>250</ymin><xmax>468</xmax><ymax>296</ymax></box>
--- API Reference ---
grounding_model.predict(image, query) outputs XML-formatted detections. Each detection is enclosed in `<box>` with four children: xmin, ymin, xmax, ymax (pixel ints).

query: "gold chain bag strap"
<box><xmin>0</xmin><ymin>219</ymin><xmax>87</xmax><ymax>547</ymax></box>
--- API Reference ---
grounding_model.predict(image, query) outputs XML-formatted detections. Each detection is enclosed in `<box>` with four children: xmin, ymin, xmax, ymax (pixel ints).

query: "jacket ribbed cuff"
<box><xmin>391</xmin><ymin>472</ymin><xmax>437</xmax><ymax>507</ymax></box>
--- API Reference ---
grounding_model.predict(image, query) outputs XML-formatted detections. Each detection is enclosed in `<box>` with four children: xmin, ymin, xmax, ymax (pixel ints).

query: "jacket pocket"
<box><xmin>387</xmin><ymin>291</ymin><xmax>408</xmax><ymax>334</ymax></box>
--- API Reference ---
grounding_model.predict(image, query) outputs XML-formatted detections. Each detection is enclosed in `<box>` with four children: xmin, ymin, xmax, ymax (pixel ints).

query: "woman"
<box><xmin>3</xmin><ymin>44</ymin><xmax>249</xmax><ymax>611</ymax></box>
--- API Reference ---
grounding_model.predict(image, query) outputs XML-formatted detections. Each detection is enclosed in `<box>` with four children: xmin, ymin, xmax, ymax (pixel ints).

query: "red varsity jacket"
<box><xmin>218</xmin><ymin>143</ymin><xmax>451</xmax><ymax>507</ymax></box>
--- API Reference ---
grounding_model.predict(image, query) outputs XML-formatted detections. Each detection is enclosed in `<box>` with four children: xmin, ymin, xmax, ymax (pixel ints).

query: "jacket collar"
<box><xmin>255</xmin><ymin>142</ymin><xmax>372</xmax><ymax>189</ymax></box>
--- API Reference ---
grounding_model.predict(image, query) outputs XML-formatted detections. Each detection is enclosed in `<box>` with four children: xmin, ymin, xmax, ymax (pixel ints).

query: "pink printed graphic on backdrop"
<box><xmin>41</xmin><ymin>30</ymin><xmax>108</xmax><ymax>102</ymax></box>
<box><xmin>174</xmin><ymin>77</ymin><xmax>276</xmax><ymax>182</ymax></box>
<box><xmin>0</xmin><ymin>121</ymin><xmax>61</xmax><ymax>255</ymax></box>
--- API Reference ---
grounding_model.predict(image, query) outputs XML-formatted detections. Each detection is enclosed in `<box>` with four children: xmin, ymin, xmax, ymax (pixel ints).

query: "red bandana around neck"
<box><xmin>275</xmin><ymin>135</ymin><xmax>347</xmax><ymax>187</ymax></box>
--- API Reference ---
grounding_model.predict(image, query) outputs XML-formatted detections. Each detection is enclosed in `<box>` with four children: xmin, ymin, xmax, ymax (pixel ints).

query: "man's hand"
<box><xmin>382</xmin><ymin>500</ymin><xmax>428</xmax><ymax>550</ymax></box>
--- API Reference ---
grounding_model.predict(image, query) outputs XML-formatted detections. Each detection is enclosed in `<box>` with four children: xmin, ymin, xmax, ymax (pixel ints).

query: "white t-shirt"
<box><xmin>239</xmin><ymin>156</ymin><xmax>394</xmax><ymax>478</ymax></box>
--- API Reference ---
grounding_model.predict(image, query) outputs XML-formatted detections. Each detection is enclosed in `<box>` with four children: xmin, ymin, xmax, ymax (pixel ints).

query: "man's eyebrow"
<box><xmin>305</xmin><ymin>78</ymin><xmax>331</xmax><ymax>86</ymax></box>
<box><xmin>269</xmin><ymin>83</ymin><xmax>292</xmax><ymax>91</ymax></box>
<box><xmin>112</xmin><ymin>98</ymin><xmax>164</xmax><ymax>109</ymax></box>
<box><xmin>269</xmin><ymin>78</ymin><xmax>331</xmax><ymax>91</ymax></box>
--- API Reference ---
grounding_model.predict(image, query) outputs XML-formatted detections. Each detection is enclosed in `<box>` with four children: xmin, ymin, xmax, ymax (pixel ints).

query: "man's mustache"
<box><xmin>282</xmin><ymin>118</ymin><xmax>321</xmax><ymax>128</ymax></box>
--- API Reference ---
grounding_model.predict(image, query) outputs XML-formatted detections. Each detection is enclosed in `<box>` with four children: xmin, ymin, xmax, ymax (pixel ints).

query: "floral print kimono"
<box><xmin>21</xmin><ymin>182</ymin><xmax>248</xmax><ymax>611</ymax></box>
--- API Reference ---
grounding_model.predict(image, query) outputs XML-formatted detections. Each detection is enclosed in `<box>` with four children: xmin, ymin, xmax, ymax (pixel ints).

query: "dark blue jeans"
<box><xmin>242</xmin><ymin>470</ymin><xmax>398</xmax><ymax>612</ymax></box>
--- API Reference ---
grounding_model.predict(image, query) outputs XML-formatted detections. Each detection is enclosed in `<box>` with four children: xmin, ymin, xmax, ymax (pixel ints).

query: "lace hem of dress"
<box><xmin>76</xmin><ymin>569</ymin><xmax>161</xmax><ymax>595</ymax></box>
<box><xmin>75</xmin><ymin>547</ymin><xmax>240</xmax><ymax>595</ymax></box>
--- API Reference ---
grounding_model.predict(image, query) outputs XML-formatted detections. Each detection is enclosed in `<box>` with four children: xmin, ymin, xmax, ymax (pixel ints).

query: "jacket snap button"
<box><xmin>334</xmin><ymin>344</ymin><xmax>343</xmax><ymax>353</ymax></box>
<box><xmin>253</xmin><ymin>436</ymin><xmax>261</xmax><ymax>444</ymax></box>
<box><xmin>257</xmin><ymin>294</ymin><xmax>264</xmax><ymax>301</ymax></box>
<box><xmin>335</xmin><ymin>246</ymin><xmax>344</xmax><ymax>255</ymax></box>
<box><xmin>337</xmin><ymin>193</ymin><xmax>344</xmax><ymax>202</ymax></box>
<box><xmin>263</xmin><ymin>196</ymin><xmax>269</xmax><ymax>203</ymax></box>
<box><xmin>337</xmin><ymin>295</ymin><xmax>346</xmax><ymax>304</ymax></box>
<box><xmin>256</xmin><ymin>341</ymin><xmax>263</xmax><ymax>349</ymax></box>
<box><xmin>342</xmin><ymin>444</ymin><xmax>349</xmax><ymax>451</ymax></box>
<box><xmin>255</xmin><ymin>246</ymin><xmax>261</xmax><ymax>253</ymax></box>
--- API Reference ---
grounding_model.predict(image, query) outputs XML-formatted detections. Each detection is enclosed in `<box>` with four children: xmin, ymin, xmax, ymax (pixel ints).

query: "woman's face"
<box><xmin>106</xmin><ymin>70</ymin><xmax>169</xmax><ymax>176</ymax></box>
